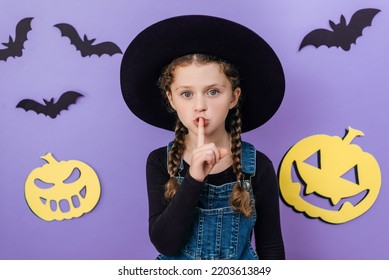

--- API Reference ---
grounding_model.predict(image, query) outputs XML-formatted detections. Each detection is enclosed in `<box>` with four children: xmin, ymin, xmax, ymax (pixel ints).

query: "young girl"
<box><xmin>120</xmin><ymin>15</ymin><xmax>285</xmax><ymax>260</ymax></box>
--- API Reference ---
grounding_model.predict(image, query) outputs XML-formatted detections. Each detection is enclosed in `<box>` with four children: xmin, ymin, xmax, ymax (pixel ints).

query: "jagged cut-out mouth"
<box><xmin>292</xmin><ymin>160</ymin><xmax>369</xmax><ymax>210</ymax></box>
<box><xmin>39</xmin><ymin>186</ymin><xmax>86</xmax><ymax>213</ymax></box>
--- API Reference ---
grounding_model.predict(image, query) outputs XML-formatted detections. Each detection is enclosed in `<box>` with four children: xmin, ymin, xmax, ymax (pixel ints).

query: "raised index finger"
<box><xmin>197</xmin><ymin>117</ymin><xmax>204</xmax><ymax>147</ymax></box>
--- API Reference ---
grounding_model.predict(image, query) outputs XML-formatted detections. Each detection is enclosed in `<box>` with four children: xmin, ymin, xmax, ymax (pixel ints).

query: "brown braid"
<box><xmin>165</xmin><ymin>119</ymin><xmax>188</xmax><ymax>200</ymax></box>
<box><xmin>229</xmin><ymin>106</ymin><xmax>253</xmax><ymax>217</ymax></box>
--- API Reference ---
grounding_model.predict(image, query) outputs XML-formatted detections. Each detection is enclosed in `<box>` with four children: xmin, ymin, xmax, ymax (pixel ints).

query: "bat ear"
<box><xmin>329</xmin><ymin>20</ymin><xmax>336</xmax><ymax>30</ymax></box>
<box><xmin>340</xmin><ymin>15</ymin><xmax>346</xmax><ymax>25</ymax></box>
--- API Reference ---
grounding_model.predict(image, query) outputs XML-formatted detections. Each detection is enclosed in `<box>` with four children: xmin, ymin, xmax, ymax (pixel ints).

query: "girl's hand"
<box><xmin>189</xmin><ymin>118</ymin><xmax>228</xmax><ymax>182</ymax></box>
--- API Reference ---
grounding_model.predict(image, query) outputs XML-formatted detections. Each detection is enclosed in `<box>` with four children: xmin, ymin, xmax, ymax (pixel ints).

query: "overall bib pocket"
<box><xmin>182</xmin><ymin>206</ymin><xmax>240</xmax><ymax>260</ymax></box>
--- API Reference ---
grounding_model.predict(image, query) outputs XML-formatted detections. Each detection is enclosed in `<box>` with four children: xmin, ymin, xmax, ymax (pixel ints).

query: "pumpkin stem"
<box><xmin>40</xmin><ymin>153</ymin><xmax>58</xmax><ymax>164</ymax></box>
<box><xmin>343</xmin><ymin>127</ymin><xmax>364</xmax><ymax>144</ymax></box>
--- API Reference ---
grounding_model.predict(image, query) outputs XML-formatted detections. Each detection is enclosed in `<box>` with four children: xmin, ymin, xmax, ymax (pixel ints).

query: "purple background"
<box><xmin>0</xmin><ymin>0</ymin><xmax>388</xmax><ymax>260</ymax></box>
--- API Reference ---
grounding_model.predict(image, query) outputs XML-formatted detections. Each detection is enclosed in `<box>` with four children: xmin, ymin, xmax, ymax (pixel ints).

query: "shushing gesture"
<box><xmin>189</xmin><ymin>118</ymin><xmax>228</xmax><ymax>182</ymax></box>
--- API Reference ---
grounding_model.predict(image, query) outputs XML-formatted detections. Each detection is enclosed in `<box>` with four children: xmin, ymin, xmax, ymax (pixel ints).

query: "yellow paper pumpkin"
<box><xmin>279</xmin><ymin>127</ymin><xmax>381</xmax><ymax>224</ymax></box>
<box><xmin>25</xmin><ymin>153</ymin><xmax>101</xmax><ymax>221</ymax></box>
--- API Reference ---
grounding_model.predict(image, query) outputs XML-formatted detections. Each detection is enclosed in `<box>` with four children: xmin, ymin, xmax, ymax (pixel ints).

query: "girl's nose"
<box><xmin>194</xmin><ymin>95</ymin><xmax>207</xmax><ymax>112</ymax></box>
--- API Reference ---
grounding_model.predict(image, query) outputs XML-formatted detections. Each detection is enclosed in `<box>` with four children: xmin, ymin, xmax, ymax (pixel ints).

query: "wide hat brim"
<box><xmin>120</xmin><ymin>15</ymin><xmax>285</xmax><ymax>132</ymax></box>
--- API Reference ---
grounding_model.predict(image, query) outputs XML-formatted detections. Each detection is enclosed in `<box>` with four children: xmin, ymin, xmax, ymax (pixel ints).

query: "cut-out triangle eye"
<box><xmin>63</xmin><ymin>168</ymin><xmax>81</xmax><ymax>184</ymax></box>
<box><xmin>340</xmin><ymin>165</ymin><xmax>359</xmax><ymax>185</ymax></box>
<box><xmin>34</xmin><ymin>179</ymin><xmax>54</xmax><ymax>189</ymax></box>
<box><xmin>303</xmin><ymin>150</ymin><xmax>321</xmax><ymax>169</ymax></box>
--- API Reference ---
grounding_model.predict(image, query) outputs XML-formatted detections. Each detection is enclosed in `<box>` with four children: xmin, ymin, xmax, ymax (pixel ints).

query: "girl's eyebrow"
<box><xmin>174</xmin><ymin>84</ymin><xmax>227</xmax><ymax>91</ymax></box>
<box><xmin>206</xmin><ymin>83</ymin><xmax>227</xmax><ymax>89</ymax></box>
<box><xmin>173</xmin><ymin>86</ymin><xmax>192</xmax><ymax>91</ymax></box>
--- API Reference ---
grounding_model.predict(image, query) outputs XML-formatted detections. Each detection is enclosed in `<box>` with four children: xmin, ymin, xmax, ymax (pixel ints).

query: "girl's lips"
<box><xmin>194</xmin><ymin>118</ymin><xmax>209</xmax><ymax>127</ymax></box>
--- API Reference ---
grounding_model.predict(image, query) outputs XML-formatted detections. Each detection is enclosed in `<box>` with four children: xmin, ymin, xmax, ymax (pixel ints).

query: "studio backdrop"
<box><xmin>0</xmin><ymin>0</ymin><xmax>388</xmax><ymax>259</ymax></box>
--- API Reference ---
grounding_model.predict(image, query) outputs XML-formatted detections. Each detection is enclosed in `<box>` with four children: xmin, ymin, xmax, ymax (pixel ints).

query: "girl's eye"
<box><xmin>208</xmin><ymin>89</ymin><xmax>219</xmax><ymax>96</ymax></box>
<box><xmin>181</xmin><ymin>91</ymin><xmax>192</xmax><ymax>98</ymax></box>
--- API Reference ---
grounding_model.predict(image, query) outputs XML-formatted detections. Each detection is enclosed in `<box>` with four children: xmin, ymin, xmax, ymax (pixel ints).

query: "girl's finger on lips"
<box><xmin>197</xmin><ymin>117</ymin><xmax>204</xmax><ymax>147</ymax></box>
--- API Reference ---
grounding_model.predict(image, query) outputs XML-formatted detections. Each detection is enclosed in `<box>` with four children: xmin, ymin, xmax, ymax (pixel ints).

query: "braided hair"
<box><xmin>158</xmin><ymin>54</ymin><xmax>253</xmax><ymax>217</ymax></box>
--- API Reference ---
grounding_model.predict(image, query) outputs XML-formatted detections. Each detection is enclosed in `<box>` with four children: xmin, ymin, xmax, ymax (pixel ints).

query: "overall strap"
<box><xmin>241</xmin><ymin>141</ymin><xmax>256</xmax><ymax>176</ymax></box>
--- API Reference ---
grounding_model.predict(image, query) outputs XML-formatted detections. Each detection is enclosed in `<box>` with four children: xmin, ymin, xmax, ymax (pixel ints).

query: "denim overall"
<box><xmin>157</xmin><ymin>141</ymin><xmax>258</xmax><ymax>260</ymax></box>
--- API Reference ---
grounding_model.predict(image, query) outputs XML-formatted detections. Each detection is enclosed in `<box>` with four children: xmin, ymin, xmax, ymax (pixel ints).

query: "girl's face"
<box><xmin>166</xmin><ymin>62</ymin><xmax>240</xmax><ymax>140</ymax></box>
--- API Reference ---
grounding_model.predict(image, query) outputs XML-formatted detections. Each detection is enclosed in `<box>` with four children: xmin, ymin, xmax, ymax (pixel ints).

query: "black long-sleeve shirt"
<box><xmin>146</xmin><ymin>145</ymin><xmax>285</xmax><ymax>259</ymax></box>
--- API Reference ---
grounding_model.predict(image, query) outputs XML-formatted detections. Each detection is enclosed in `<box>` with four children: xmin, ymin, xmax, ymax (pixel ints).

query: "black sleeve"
<box><xmin>253</xmin><ymin>152</ymin><xmax>285</xmax><ymax>260</ymax></box>
<box><xmin>146</xmin><ymin>147</ymin><xmax>204</xmax><ymax>256</ymax></box>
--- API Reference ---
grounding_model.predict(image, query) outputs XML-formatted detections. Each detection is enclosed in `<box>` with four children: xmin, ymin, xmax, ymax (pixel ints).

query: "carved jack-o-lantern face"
<box><xmin>279</xmin><ymin>127</ymin><xmax>381</xmax><ymax>224</ymax></box>
<box><xmin>25</xmin><ymin>153</ymin><xmax>101</xmax><ymax>221</ymax></box>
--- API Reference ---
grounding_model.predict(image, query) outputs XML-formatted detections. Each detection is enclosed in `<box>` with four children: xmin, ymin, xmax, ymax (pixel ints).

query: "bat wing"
<box><xmin>347</xmin><ymin>8</ymin><xmax>381</xmax><ymax>44</ymax></box>
<box><xmin>0</xmin><ymin>44</ymin><xmax>13</xmax><ymax>61</ymax></box>
<box><xmin>16</xmin><ymin>99</ymin><xmax>49</xmax><ymax>116</ymax></box>
<box><xmin>54</xmin><ymin>23</ymin><xmax>85</xmax><ymax>53</ymax></box>
<box><xmin>14</xmin><ymin>17</ymin><xmax>33</xmax><ymax>49</ymax></box>
<box><xmin>90</xmin><ymin>41</ymin><xmax>122</xmax><ymax>57</ymax></box>
<box><xmin>299</xmin><ymin>28</ymin><xmax>337</xmax><ymax>50</ymax></box>
<box><xmin>53</xmin><ymin>91</ymin><xmax>83</xmax><ymax>116</ymax></box>
<box><xmin>0</xmin><ymin>17</ymin><xmax>33</xmax><ymax>61</ymax></box>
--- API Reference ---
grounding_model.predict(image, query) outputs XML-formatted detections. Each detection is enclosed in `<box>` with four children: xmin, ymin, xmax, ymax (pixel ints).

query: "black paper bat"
<box><xmin>0</xmin><ymin>17</ymin><xmax>33</xmax><ymax>61</ymax></box>
<box><xmin>16</xmin><ymin>91</ymin><xmax>83</xmax><ymax>118</ymax></box>
<box><xmin>54</xmin><ymin>23</ymin><xmax>122</xmax><ymax>57</ymax></box>
<box><xmin>299</xmin><ymin>8</ymin><xmax>381</xmax><ymax>51</ymax></box>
